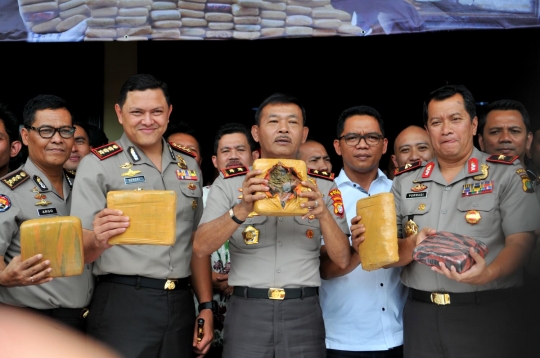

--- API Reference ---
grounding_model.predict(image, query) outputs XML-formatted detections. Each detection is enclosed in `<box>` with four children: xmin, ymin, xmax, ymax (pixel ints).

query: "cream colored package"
<box><xmin>20</xmin><ymin>216</ymin><xmax>84</xmax><ymax>277</ymax></box>
<box><xmin>356</xmin><ymin>192</ymin><xmax>399</xmax><ymax>271</ymax></box>
<box><xmin>252</xmin><ymin>158</ymin><xmax>309</xmax><ymax>216</ymax></box>
<box><xmin>106</xmin><ymin>190</ymin><xmax>177</xmax><ymax>245</ymax></box>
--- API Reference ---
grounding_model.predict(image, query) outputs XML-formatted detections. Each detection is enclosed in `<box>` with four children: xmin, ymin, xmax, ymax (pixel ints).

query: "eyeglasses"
<box><xmin>25</xmin><ymin>125</ymin><xmax>76</xmax><ymax>139</ymax></box>
<box><xmin>339</xmin><ymin>133</ymin><xmax>383</xmax><ymax>147</ymax></box>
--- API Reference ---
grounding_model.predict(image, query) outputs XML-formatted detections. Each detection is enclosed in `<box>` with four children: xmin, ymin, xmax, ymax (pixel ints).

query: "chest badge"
<box><xmin>465</xmin><ymin>210</ymin><xmax>482</xmax><ymax>224</ymax></box>
<box><xmin>306</xmin><ymin>229</ymin><xmax>314</xmax><ymax>239</ymax></box>
<box><xmin>119</xmin><ymin>162</ymin><xmax>133</xmax><ymax>169</ymax></box>
<box><xmin>418</xmin><ymin>204</ymin><xmax>426</xmax><ymax>211</ymax></box>
<box><xmin>121</xmin><ymin>169</ymin><xmax>142</xmax><ymax>177</ymax></box>
<box><xmin>462</xmin><ymin>180</ymin><xmax>494</xmax><ymax>197</ymax></box>
<box><xmin>404</xmin><ymin>219</ymin><xmax>418</xmax><ymax>237</ymax></box>
<box><xmin>35</xmin><ymin>199</ymin><xmax>52</xmax><ymax>206</ymax></box>
<box><xmin>473</xmin><ymin>164</ymin><xmax>489</xmax><ymax>180</ymax></box>
<box><xmin>34</xmin><ymin>193</ymin><xmax>46</xmax><ymax>200</ymax></box>
<box><xmin>411</xmin><ymin>183</ymin><xmax>427</xmax><ymax>192</ymax></box>
<box><xmin>192</xmin><ymin>199</ymin><xmax>197</xmax><ymax>211</ymax></box>
<box><xmin>188</xmin><ymin>183</ymin><xmax>197</xmax><ymax>191</ymax></box>
<box><xmin>243</xmin><ymin>225</ymin><xmax>259</xmax><ymax>245</ymax></box>
<box><xmin>177</xmin><ymin>155</ymin><xmax>188</xmax><ymax>170</ymax></box>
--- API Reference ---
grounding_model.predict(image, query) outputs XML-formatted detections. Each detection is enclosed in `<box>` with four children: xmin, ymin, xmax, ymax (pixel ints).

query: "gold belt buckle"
<box><xmin>164</xmin><ymin>279</ymin><xmax>177</xmax><ymax>290</ymax></box>
<box><xmin>81</xmin><ymin>308</ymin><xmax>90</xmax><ymax>319</ymax></box>
<box><xmin>268</xmin><ymin>288</ymin><xmax>285</xmax><ymax>300</ymax></box>
<box><xmin>431</xmin><ymin>292</ymin><xmax>451</xmax><ymax>305</ymax></box>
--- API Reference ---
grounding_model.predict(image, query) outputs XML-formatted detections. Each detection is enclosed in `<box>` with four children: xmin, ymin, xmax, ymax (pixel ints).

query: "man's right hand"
<box><xmin>0</xmin><ymin>254</ymin><xmax>52</xmax><ymax>287</ymax></box>
<box><xmin>92</xmin><ymin>208</ymin><xmax>130</xmax><ymax>249</ymax></box>
<box><xmin>212</xmin><ymin>272</ymin><xmax>233</xmax><ymax>296</ymax></box>
<box><xmin>234</xmin><ymin>170</ymin><xmax>268</xmax><ymax>220</ymax></box>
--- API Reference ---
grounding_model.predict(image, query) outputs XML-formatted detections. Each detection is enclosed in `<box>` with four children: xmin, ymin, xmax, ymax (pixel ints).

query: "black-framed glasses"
<box><xmin>339</xmin><ymin>133</ymin><xmax>383</xmax><ymax>147</ymax></box>
<box><xmin>25</xmin><ymin>125</ymin><xmax>76</xmax><ymax>139</ymax></box>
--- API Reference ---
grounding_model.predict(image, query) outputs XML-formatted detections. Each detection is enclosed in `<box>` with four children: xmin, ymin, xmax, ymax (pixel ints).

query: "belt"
<box><xmin>31</xmin><ymin>307</ymin><xmax>89</xmax><ymax>319</ymax></box>
<box><xmin>233</xmin><ymin>286</ymin><xmax>318</xmax><ymax>300</ymax></box>
<box><xmin>98</xmin><ymin>274</ymin><xmax>189</xmax><ymax>291</ymax></box>
<box><xmin>409</xmin><ymin>288</ymin><xmax>518</xmax><ymax>305</ymax></box>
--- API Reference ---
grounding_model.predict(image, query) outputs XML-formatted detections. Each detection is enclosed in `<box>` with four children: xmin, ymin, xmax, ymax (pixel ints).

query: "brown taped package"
<box><xmin>20</xmin><ymin>216</ymin><xmax>84</xmax><ymax>277</ymax></box>
<box><xmin>252</xmin><ymin>158</ymin><xmax>309</xmax><ymax>216</ymax></box>
<box><xmin>106</xmin><ymin>190</ymin><xmax>177</xmax><ymax>245</ymax></box>
<box><xmin>356</xmin><ymin>192</ymin><xmax>399</xmax><ymax>271</ymax></box>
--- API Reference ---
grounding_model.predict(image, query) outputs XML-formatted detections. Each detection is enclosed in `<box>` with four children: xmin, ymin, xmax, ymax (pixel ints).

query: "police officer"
<box><xmin>70</xmin><ymin>74</ymin><xmax>213</xmax><ymax>357</ymax></box>
<box><xmin>193</xmin><ymin>93</ymin><xmax>351</xmax><ymax>358</ymax></box>
<box><xmin>351</xmin><ymin>85</ymin><xmax>539</xmax><ymax>358</ymax></box>
<box><xmin>0</xmin><ymin>94</ymin><xmax>93</xmax><ymax>331</ymax></box>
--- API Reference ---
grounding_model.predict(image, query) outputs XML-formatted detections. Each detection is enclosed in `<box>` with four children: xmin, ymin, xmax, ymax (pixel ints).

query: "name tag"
<box><xmin>406</xmin><ymin>192</ymin><xmax>427</xmax><ymax>199</ymax></box>
<box><xmin>37</xmin><ymin>208</ymin><xmax>58</xmax><ymax>216</ymax></box>
<box><xmin>124</xmin><ymin>176</ymin><xmax>146</xmax><ymax>185</ymax></box>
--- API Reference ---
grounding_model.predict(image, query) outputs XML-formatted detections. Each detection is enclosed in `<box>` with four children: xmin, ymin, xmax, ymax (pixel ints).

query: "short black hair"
<box><xmin>213</xmin><ymin>122</ymin><xmax>257</xmax><ymax>155</ymax></box>
<box><xmin>423</xmin><ymin>84</ymin><xmax>476</xmax><ymax>126</ymax></box>
<box><xmin>479</xmin><ymin>99</ymin><xmax>531</xmax><ymax>135</ymax></box>
<box><xmin>164</xmin><ymin>120</ymin><xmax>200</xmax><ymax>147</ymax></box>
<box><xmin>254</xmin><ymin>93</ymin><xmax>306</xmax><ymax>126</ymax></box>
<box><xmin>86</xmin><ymin>123</ymin><xmax>109</xmax><ymax>148</ymax></box>
<box><xmin>22</xmin><ymin>94</ymin><xmax>72</xmax><ymax>127</ymax></box>
<box><xmin>336</xmin><ymin>105</ymin><xmax>385</xmax><ymax>138</ymax></box>
<box><xmin>118</xmin><ymin>74</ymin><xmax>170</xmax><ymax>108</ymax></box>
<box><xmin>0</xmin><ymin>102</ymin><xmax>21</xmax><ymax>144</ymax></box>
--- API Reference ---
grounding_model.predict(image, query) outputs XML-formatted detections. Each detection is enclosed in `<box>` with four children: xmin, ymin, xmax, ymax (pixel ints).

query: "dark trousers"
<box><xmin>223</xmin><ymin>295</ymin><xmax>326</xmax><ymax>358</ymax></box>
<box><xmin>404</xmin><ymin>294</ymin><xmax>523</xmax><ymax>358</ymax></box>
<box><xmin>87</xmin><ymin>280</ymin><xmax>195</xmax><ymax>358</ymax></box>
<box><xmin>327</xmin><ymin>346</ymin><xmax>403</xmax><ymax>358</ymax></box>
<box><xmin>29</xmin><ymin>307</ymin><xmax>87</xmax><ymax>333</ymax></box>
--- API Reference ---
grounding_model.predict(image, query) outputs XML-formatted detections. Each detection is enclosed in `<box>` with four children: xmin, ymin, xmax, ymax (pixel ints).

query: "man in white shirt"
<box><xmin>320</xmin><ymin>105</ymin><xmax>407</xmax><ymax>358</ymax></box>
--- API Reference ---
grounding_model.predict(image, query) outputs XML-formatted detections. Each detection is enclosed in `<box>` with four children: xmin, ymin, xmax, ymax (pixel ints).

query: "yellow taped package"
<box><xmin>106</xmin><ymin>190</ymin><xmax>177</xmax><ymax>245</ymax></box>
<box><xmin>253</xmin><ymin>158</ymin><xmax>309</xmax><ymax>216</ymax></box>
<box><xmin>356</xmin><ymin>192</ymin><xmax>399</xmax><ymax>271</ymax></box>
<box><xmin>20</xmin><ymin>216</ymin><xmax>84</xmax><ymax>277</ymax></box>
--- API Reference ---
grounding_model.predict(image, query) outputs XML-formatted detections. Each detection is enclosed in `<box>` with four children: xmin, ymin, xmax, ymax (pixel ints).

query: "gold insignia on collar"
<box><xmin>177</xmin><ymin>155</ymin><xmax>188</xmax><ymax>169</ymax></box>
<box><xmin>498</xmin><ymin>154</ymin><xmax>505</xmax><ymax>160</ymax></box>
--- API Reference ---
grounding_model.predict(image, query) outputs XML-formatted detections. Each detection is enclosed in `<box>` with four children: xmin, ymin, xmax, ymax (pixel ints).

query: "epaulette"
<box><xmin>394</xmin><ymin>161</ymin><xmax>422</xmax><ymax>176</ymax></box>
<box><xmin>486</xmin><ymin>154</ymin><xmax>518</xmax><ymax>164</ymax></box>
<box><xmin>1</xmin><ymin>169</ymin><xmax>30</xmax><ymax>190</ymax></box>
<box><xmin>169</xmin><ymin>142</ymin><xmax>196</xmax><ymax>158</ymax></box>
<box><xmin>308</xmin><ymin>169</ymin><xmax>334</xmax><ymax>181</ymax></box>
<box><xmin>91</xmin><ymin>142</ymin><xmax>123</xmax><ymax>160</ymax></box>
<box><xmin>221</xmin><ymin>166</ymin><xmax>248</xmax><ymax>178</ymax></box>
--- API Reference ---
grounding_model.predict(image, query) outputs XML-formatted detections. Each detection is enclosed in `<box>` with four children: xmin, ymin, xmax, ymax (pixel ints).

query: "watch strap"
<box><xmin>229</xmin><ymin>207</ymin><xmax>245</xmax><ymax>224</ymax></box>
<box><xmin>198</xmin><ymin>301</ymin><xmax>216</xmax><ymax>313</ymax></box>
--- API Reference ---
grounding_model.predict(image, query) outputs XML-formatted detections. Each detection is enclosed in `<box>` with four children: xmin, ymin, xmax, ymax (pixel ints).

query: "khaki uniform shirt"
<box><xmin>392</xmin><ymin>148</ymin><xmax>540</xmax><ymax>292</ymax></box>
<box><xmin>70</xmin><ymin>134</ymin><xmax>203</xmax><ymax>279</ymax></box>
<box><xmin>200</xmin><ymin>169</ymin><xmax>349</xmax><ymax>288</ymax></box>
<box><xmin>0</xmin><ymin>159</ymin><xmax>94</xmax><ymax>309</ymax></box>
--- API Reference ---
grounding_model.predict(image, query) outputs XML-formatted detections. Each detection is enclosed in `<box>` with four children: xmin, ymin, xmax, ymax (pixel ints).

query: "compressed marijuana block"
<box><xmin>106</xmin><ymin>190</ymin><xmax>177</xmax><ymax>245</ymax></box>
<box><xmin>413</xmin><ymin>231</ymin><xmax>488</xmax><ymax>273</ymax></box>
<box><xmin>20</xmin><ymin>216</ymin><xmax>84</xmax><ymax>277</ymax></box>
<box><xmin>356</xmin><ymin>192</ymin><xmax>399</xmax><ymax>271</ymax></box>
<box><xmin>253</xmin><ymin>159</ymin><xmax>309</xmax><ymax>216</ymax></box>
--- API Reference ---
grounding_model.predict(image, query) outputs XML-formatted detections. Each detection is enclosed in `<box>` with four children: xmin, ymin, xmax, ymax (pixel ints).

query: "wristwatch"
<box><xmin>198</xmin><ymin>301</ymin><xmax>217</xmax><ymax>314</ymax></box>
<box><xmin>229</xmin><ymin>206</ymin><xmax>245</xmax><ymax>224</ymax></box>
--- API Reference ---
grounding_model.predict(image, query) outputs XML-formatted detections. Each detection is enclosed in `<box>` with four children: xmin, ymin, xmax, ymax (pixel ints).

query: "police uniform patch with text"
<box><xmin>37</xmin><ymin>208</ymin><xmax>58</xmax><ymax>216</ymax></box>
<box><xmin>516</xmin><ymin>168</ymin><xmax>535</xmax><ymax>193</ymax></box>
<box><xmin>221</xmin><ymin>166</ymin><xmax>248</xmax><ymax>178</ymax></box>
<box><xmin>124</xmin><ymin>176</ymin><xmax>146</xmax><ymax>185</ymax></box>
<box><xmin>329</xmin><ymin>189</ymin><xmax>344</xmax><ymax>218</ymax></box>
<box><xmin>0</xmin><ymin>194</ymin><xmax>11</xmax><ymax>212</ymax></box>
<box><xmin>91</xmin><ymin>142</ymin><xmax>123</xmax><ymax>160</ymax></box>
<box><xmin>307</xmin><ymin>169</ymin><xmax>334</xmax><ymax>181</ymax></box>
<box><xmin>1</xmin><ymin>170</ymin><xmax>29</xmax><ymax>190</ymax></box>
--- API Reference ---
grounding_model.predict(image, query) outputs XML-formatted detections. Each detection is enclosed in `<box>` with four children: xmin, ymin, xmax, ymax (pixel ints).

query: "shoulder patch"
<box><xmin>308</xmin><ymin>169</ymin><xmax>334</xmax><ymax>181</ymax></box>
<box><xmin>394</xmin><ymin>161</ymin><xmax>422</xmax><ymax>177</ymax></box>
<box><xmin>1</xmin><ymin>169</ymin><xmax>30</xmax><ymax>190</ymax></box>
<box><xmin>169</xmin><ymin>142</ymin><xmax>196</xmax><ymax>158</ymax></box>
<box><xmin>91</xmin><ymin>142</ymin><xmax>123</xmax><ymax>160</ymax></box>
<box><xmin>0</xmin><ymin>194</ymin><xmax>11</xmax><ymax>212</ymax></box>
<box><xmin>516</xmin><ymin>168</ymin><xmax>535</xmax><ymax>193</ymax></box>
<box><xmin>486</xmin><ymin>154</ymin><xmax>518</xmax><ymax>164</ymax></box>
<box><xmin>221</xmin><ymin>166</ymin><xmax>248</xmax><ymax>178</ymax></box>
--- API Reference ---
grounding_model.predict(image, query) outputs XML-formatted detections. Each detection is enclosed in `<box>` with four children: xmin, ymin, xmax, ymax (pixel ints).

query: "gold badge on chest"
<box><xmin>243</xmin><ymin>225</ymin><xmax>259</xmax><ymax>245</ymax></box>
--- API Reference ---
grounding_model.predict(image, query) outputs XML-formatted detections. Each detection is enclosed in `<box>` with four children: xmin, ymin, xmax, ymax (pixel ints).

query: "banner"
<box><xmin>1</xmin><ymin>0</ymin><xmax>539</xmax><ymax>42</ymax></box>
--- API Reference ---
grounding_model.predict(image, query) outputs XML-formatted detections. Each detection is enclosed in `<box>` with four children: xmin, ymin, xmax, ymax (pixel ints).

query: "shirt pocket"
<box><xmin>400</xmin><ymin>201</ymin><xmax>432</xmax><ymax>233</ymax></box>
<box><xmin>456</xmin><ymin>195</ymin><xmax>496</xmax><ymax>239</ymax></box>
<box><xmin>231</xmin><ymin>215</ymin><xmax>271</xmax><ymax>250</ymax></box>
<box><xmin>292</xmin><ymin>216</ymin><xmax>321</xmax><ymax>251</ymax></box>
<box><xmin>178</xmin><ymin>183</ymin><xmax>202</xmax><ymax>222</ymax></box>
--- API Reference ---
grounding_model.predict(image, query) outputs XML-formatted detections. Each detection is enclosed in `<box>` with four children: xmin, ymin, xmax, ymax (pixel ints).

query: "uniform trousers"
<box><xmin>87</xmin><ymin>280</ymin><xmax>195</xmax><ymax>358</ymax></box>
<box><xmin>29</xmin><ymin>307</ymin><xmax>88</xmax><ymax>332</ymax></box>
<box><xmin>223</xmin><ymin>295</ymin><xmax>326</xmax><ymax>358</ymax></box>
<box><xmin>403</xmin><ymin>292</ymin><xmax>523</xmax><ymax>358</ymax></box>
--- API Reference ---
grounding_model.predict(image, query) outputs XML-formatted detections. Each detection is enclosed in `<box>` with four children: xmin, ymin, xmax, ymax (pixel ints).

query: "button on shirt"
<box><xmin>320</xmin><ymin>169</ymin><xmax>407</xmax><ymax>351</ymax></box>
